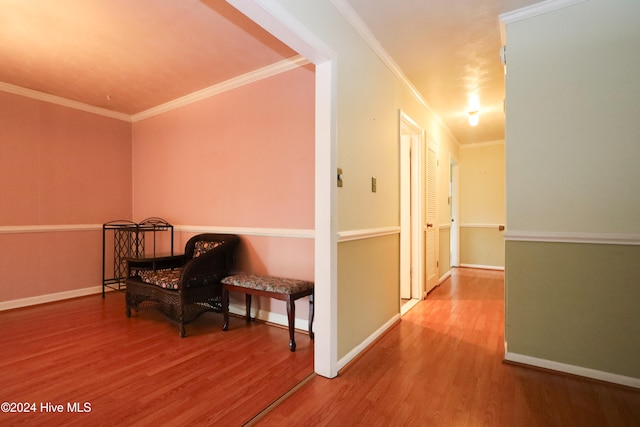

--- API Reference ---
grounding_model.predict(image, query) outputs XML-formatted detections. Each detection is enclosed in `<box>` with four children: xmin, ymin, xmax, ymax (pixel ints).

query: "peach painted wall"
<box><xmin>131</xmin><ymin>65</ymin><xmax>315</xmax><ymax>230</ymax></box>
<box><xmin>132</xmin><ymin>65</ymin><xmax>315</xmax><ymax>322</ymax></box>
<box><xmin>0</xmin><ymin>92</ymin><xmax>132</xmax><ymax>302</ymax></box>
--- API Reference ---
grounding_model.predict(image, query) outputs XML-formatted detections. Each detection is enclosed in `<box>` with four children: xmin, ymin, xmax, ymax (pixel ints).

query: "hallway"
<box><xmin>254</xmin><ymin>268</ymin><xmax>640</xmax><ymax>426</ymax></box>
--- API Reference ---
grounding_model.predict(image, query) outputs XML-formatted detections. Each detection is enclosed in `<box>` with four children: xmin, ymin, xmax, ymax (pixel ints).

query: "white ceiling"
<box><xmin>343</xmin><ymin>0</ymin><xmax>542</xmax><ymax>144</ymax></box>
<box><xmin>0</xmin><ymin>0</ymin><xmax>541</xmax><ymax>144</ymax></box>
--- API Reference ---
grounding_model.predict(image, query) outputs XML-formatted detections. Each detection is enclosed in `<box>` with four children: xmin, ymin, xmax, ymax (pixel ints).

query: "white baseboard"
<box><xmin>337</xmin><ymin>314</ymin><xmax>401</xmax><ymax>372</ymax></box>
<box><xmin>226</xmin><ymin>302</ymin><xmax>311</xmax><ymax>332</ymax></box>
<box><xmin>504</xmin><ymin>351</ymin><xmax>640</xmax><ymax>389</ymax></box>
<box><xmin>2</xmin><ymin>289</ymin><xmax>312</xmax><ymax>334</ymax></box>
<box><xmin>438</xmin><ymin>270</ymin><xmax>452</xmax><ymax>284</ymax></box>
<box><xmin>459</xmin><ymin>263</ymin><xmax>505</xmax><ymax>271</ymax></box>
<box><xmin>0</xmin><ymin>286</ymin><xmax>106</xmax><ymax>311</ymax></box>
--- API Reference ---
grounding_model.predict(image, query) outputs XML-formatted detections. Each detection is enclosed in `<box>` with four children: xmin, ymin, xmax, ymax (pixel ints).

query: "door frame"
<box><xmin>400</xmin><ymin>111</ymin><xmax>424</xmax><ymax>314</ymax></box>
<box><xmin>227</xmin><ymin>0</ymin><xmax>338</xmax><ymax>378</ymax></box>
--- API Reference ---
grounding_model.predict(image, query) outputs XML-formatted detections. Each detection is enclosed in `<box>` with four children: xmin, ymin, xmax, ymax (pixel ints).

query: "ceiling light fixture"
<box><xmin>468</xmin><ymin>110</ymin><xmax>479</xmax><ymax>126</ymax></box>
<box><xmin>468</xmin><ymin>96</ymin><xmax>480</xmax><ymax>126</ymax></box>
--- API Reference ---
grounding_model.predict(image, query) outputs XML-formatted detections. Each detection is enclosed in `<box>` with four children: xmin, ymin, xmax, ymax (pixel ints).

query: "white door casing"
<box><xmin>400</xmin><ymin>112</ymin><xmax>424</xmax><ymax>308</ymax></box>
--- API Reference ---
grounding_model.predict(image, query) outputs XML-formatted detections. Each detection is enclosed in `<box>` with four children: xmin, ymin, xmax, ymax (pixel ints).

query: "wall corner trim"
<box><xmin>0</xmin><ymin>286</ymin><xmax>105</xmax><ymax>311</ymax></box>
<box><xmin>459</xmin><ymin>264</ymin><xmax>505</xmax><ymax>271</ymax></box>
<box><xmin>499</xmin><ymin>0</ymin><xmax>587</xmax><ymax>25</ymax></box>
<box><xmin>131</xmin><ymin>55</ymin><xmax>310</xmax><ymax>122</ymax></box>
<box><xmin>504</xmin><ymin>230</ymin><xmax>640</xmax><ymax>246</ymax></box>
<box><xmin>0</xmin><ymin>82</ymin><xmax>132</xmax><ymax>122</ymax></box>
<box><xmin>330</xmin><ymin>0</ymin><xmax>460</xmax><ymax>147</ymax></box>
<box><xmin>0</xmin><ymin>56</ymin><xmax>309</xmax><ymax>124</ymax></box>
<box><xmin>0</xmin><ymin>224</ymin><xmax>102</xmax><ymax>234</ymax></box>
<box><xmin>176</xmin><ymin>225</ymin><xmax>314</xmax><ymax>239</ymax></box>
<box><xmin>504</xmin><ymin>352</ymin><xmax>640</xmax><ymax>390</ymax></box>
<box><xmin>337</xmin><ymin>226</ymin><xmax>400</xmax><ymax>242</ymax></box>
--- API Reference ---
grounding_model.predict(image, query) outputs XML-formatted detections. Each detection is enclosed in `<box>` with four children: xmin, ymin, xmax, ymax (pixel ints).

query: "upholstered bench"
<box><xmin>220</xmin><ymin>274</ymin><xmax>314</xmax><ymax>352</ymax></box>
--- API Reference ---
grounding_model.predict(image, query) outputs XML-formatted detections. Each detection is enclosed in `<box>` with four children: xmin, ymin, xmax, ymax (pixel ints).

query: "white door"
<box><xmin>400</xmin><ymin>113</ymin><xmax>424</xmax><ymax>308</ymax></box>
<box><xmin>425</xmin><ymin>139</ymin><xmax>438</xmax><ymax>294</ymax></box>
<box><xmin>400</xmin><ymin>134</ymin><xmax>411</xmax><ymax>299</ymax></box>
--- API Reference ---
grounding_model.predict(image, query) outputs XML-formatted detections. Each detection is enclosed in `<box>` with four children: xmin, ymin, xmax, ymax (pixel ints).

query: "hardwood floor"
<box><xmin>2</xmin><ymin>269</ymin><xmax>639</xmax><ymax>426</ymax></box>
<box><xmin>255</xmin><ymin>268</ymin><xmax>640</xmax><ymax>427</ymax></box>
<box><xmin>0</xmin><ymin>292</ymin><xmax>313</xmax><ymax>426</ymax></box>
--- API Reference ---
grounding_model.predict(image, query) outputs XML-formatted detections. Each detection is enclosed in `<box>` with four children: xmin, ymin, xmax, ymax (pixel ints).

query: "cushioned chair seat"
<box><xmin>125</xmin><ymin>233</ymin><xmax>239</xmax><ymax>337</ymax></box>
<box><xmin>137</xmin><ymin>268</ymin><xmax>182</xmax><ymax>290</ymax></box>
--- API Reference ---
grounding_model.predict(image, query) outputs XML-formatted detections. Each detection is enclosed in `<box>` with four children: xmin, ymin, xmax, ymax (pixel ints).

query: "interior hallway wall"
<box><xmin>131</xmin><ymin>65</ymin><xmax>316</xmax><ymax>324</ymax></box>
<box><xmin>459</xmin><ymin>141</ymin><xmax>505</xmax><ymax>269</ymax></box>
<box><xmin>503</xmin><ymin>0</ymin><xmax>640</xmax><ymax>384</ymax></box>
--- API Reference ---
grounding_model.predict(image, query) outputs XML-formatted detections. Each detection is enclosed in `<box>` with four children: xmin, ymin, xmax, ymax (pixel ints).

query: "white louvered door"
<box><xmin>425</xmin><ymin>139</ymin><xmax>438</xmax><ymax>294</ymax></box>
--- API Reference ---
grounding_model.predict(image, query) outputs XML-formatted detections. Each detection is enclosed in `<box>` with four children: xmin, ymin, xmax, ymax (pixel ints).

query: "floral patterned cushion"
<box><xmin>221</xmin><ymin>274</ymin><xmax>313</xmax><ymax>294</ymax></box>
<box><xmin>193</xmin><ymin>240</ymin><xmax>223</xmax><ymax>258</ymax></box>
<box><xmin>138</xmin><ymin>268</ymin><xmax>182</xmax><ymax>290</ymax></box>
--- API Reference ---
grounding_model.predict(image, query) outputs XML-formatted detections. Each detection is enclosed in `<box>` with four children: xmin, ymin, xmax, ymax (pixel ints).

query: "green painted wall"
<box><xmin>460</xmin><ymin>227</ymin><xmax>504</xmax><ymax>268</ymax></box>
<box><xmin>504</xmin><ymin>0</ymin><xmax>640</xmax><ymax>380</ymax></box>
<box><xmin>459</xmin><ymin>142</ymin><xmax>505</xmax><ymax>268</ymax></box>
<box><xmin>438</xmin><ymin>227</ymin><xmax>451</xmax><ymax>278</ymax></box>
<box><xmin>506</xmin><ymin>241</ymin><xmax>640</xmax><ymax>378</ymax></box>
<box><xmin>338</xmin><ymin>234</ymin><xmax>399</xmax><ymax>359</ymax></box>
<box><xmin>272</xmin><ymin>0</ymin><xmax>460</xmax><ymax>363</ymax></box>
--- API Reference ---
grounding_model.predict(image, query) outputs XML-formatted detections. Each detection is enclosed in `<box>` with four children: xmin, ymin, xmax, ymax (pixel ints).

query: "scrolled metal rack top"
<box><xmin>102</xmin><ymin>217</ymin><xmax>174</xmax><ymax>297</ymax></box>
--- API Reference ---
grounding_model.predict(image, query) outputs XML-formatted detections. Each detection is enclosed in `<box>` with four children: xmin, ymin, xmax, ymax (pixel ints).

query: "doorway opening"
<box><xmin>400</xmin><ymin>112</ymin><xmax>424</xmax><ymax>315</ymax></box>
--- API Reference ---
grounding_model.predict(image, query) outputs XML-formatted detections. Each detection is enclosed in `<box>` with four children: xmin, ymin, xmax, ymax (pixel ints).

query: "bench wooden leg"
<box><xmin>222</xmin><ymin>287</ymin><xmax>230</xmax><ymax>331</ymax></box>
<box><xmin>245</xmin><ymin>294</ymin><xmax>252</xmax><ymax>322</ymax></box>
<box><xmin>309</xmin><ymin>292</ymin><xmax>315</xmax><ymax>340</ymax></box>
<box><xmin>286</xmin><ymin>294</ymin><xmax>296</xmax><ymax>352</ymax></box>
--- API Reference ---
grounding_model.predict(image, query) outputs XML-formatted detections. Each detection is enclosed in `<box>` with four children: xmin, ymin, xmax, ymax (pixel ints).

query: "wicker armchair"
<box><xmin>125</xmin><ymin>233</ymin><xmax>239</xmax><ymax>337</ymax></box>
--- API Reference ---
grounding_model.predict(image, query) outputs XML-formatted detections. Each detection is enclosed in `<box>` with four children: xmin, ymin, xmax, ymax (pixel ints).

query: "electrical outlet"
<box><xmin>371</xmin><ymin>177</ymin><xmax>377</xmax><ymax>192</ymax></box>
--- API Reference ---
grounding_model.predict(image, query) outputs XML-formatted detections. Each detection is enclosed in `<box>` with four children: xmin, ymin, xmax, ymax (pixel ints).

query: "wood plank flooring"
<box><xmin>2</xmin><ymin>269</ymin><xmax>639</xmax><ymax>426</ymax></box>
<box><xmin>0</xmin><ymin>292</ymin><xmax>313</xmax><ymax>426</ymax></box>
<box><xmin>255</xmin><ymin>268</ymin><xmax>640</xmax><ymax>427</ymax></box>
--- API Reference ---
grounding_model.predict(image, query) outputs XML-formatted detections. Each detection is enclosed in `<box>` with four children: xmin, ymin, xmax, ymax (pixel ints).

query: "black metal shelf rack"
<box><xmin>102</xmin><ymin>217</ymin><xmax>174</xmax><ymax>297</ymax></box>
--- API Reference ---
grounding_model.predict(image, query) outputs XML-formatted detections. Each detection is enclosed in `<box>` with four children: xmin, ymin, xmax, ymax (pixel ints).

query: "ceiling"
<box><xmin>344</xmin><ymin>0</ymin><xmax>541</xmax><ymax>144</ymax></box>
<box><xmin>0</xmin><ymin>0</ymin><xmax>541</xmax><ymax>144</ymax></box>
<box><xmin>0</xmin><ymin>0</ymin><xmax>296</xmax><ymax>115</ymax></box>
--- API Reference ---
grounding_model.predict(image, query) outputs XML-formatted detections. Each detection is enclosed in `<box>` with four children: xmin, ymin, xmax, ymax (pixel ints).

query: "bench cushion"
<box><xmin>221</xmin><ymin>274</ymin><xmax>313</xmax><ymax>294</ymax></box>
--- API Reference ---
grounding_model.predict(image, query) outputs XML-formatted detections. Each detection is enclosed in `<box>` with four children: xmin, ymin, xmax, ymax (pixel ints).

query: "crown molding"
<box><xmin>131</xmin><ymin>55</ymin><xmax>310</xmax><ymax>122</ymax></box>
<box><xmin>1</xmin><ymin>56</ymin><xmax>309</xmax><ymax>123</ymax></box>
<box><xmin>0</xmin><ymin>82</ymin><xmax>132</xmax><ymax>122</ymax></box>
<box><xmin>460</xmin><ymin>139</ymin><xmax>505</xmax><ymax>149</ymax></box>
<box><xmin>499</xmin><ymin>0</ymin><xmax>588</xmax><ymax>44</ymax></box>
<box><xmin>330</xmin><ymin>0</ymin><xmax>460</xmax><ymax>147</ymax></box>
<box><xmin>500</xmin><ymin>0</ymin><xmax>587</xmax><ymax>25</ymax></box>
